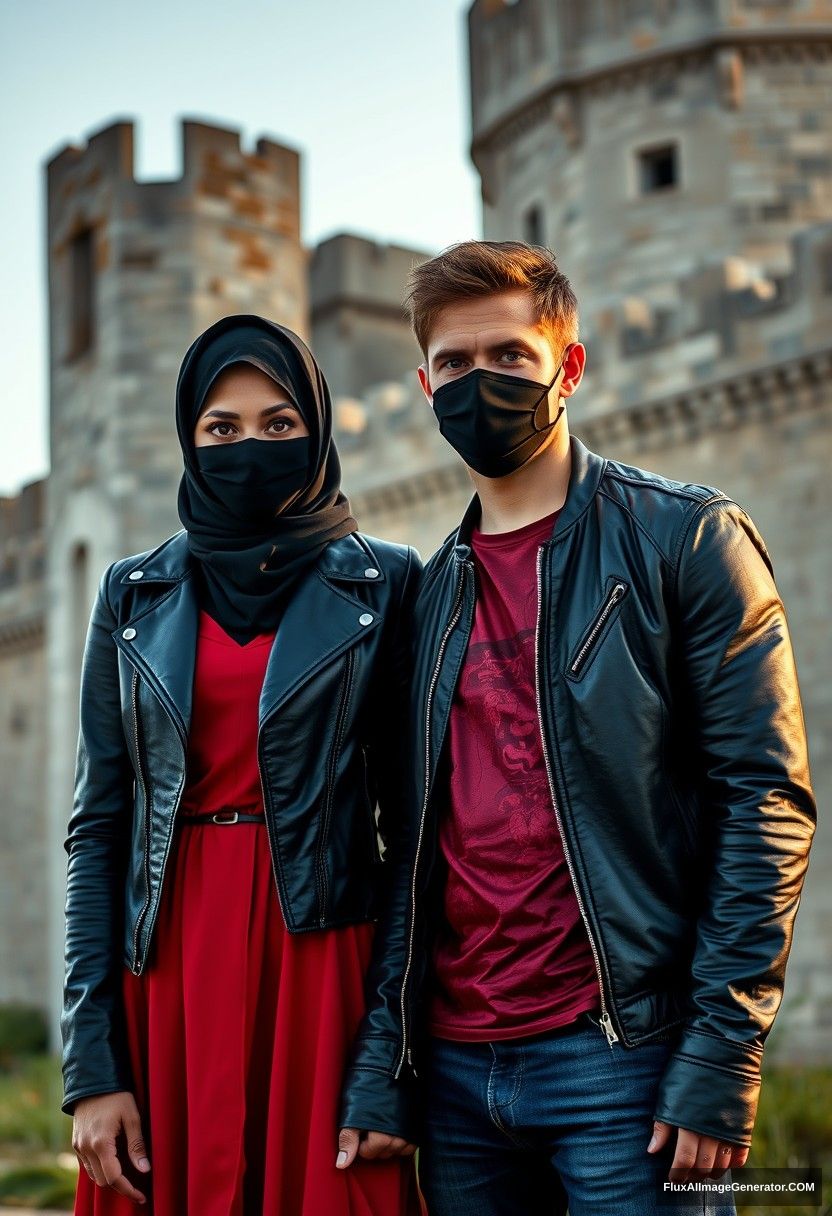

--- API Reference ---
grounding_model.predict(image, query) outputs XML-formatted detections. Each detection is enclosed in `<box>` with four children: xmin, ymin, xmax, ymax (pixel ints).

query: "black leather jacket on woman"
<box><xmin>338</xmin><ymin>434</ymin><xmax>817</xmax><ymax>1149</ymax></box>
<box><xmin>60</xmin><ymin>527</ymin><xmax>422</xmax><ymax>1123</ymax></box>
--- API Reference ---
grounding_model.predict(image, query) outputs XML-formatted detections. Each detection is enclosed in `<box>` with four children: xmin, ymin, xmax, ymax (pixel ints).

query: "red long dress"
<box><xmin>73</xmin><ymin>608</ymin><xmax>425</xmax><ymax>1216</ymax></box>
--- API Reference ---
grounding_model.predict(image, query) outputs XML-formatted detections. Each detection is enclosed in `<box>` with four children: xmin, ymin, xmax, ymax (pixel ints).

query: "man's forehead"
<box><xmin>428</xmin><ymin>293</ymin><xmax>546</xmax><ymax>356</ymax></box>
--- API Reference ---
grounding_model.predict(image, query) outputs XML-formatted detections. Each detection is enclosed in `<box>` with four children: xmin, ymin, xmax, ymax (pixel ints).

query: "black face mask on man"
<box><xmin>195</xmin><ymin>435</ymin><xmax>311</xmax><ymax>525</ymax></box>
<box><xmin>431</xmin><ymin>353</ymin><xmax>570</xmax><ymax>478</ymax></box>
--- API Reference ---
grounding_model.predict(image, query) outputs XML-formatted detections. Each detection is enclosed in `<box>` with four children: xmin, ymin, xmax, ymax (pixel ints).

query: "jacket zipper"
<box><xmin>316</xmin><ymin>650</ymin><xmax>355</xmax><ymax>926</ymax></box>
<box><xmin>257</xmin><ymin>732</ymin><xmax>290</xmax><ymax>929</ymax></box>
<box><xmin>130</xmin><ymin>667</ymin><xmax>151</xmax><ymax>969</ymax></box>
<box><xmin>362</xmin><ymin>743</ymin><xmax>382</xmax><ymax>864</ymax></box>
<box><xmin>395</xmin><ymin>560</ymin><xmax>469</xmax><ymax>1080</ymax></box>
<box><xmin>569</xmin><ymin>581</ymin><xmax>627</xmax><ymax>677</ymax></box>
<box><xmin>130</xmin><ymin>668</ymin><xmax>187</xmax><ymax>975</ymax></box>
<box><xmin>535</xmin><ymin>545</ymin><xmax>620</xmax><ymax>1046</ymax></box>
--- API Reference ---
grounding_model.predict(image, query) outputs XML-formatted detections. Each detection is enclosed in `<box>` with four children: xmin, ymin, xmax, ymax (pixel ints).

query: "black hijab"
<box><xmin>175</xmin><ymin>313</ymin><xmax>359</xmax><ymax>645</ymax></box>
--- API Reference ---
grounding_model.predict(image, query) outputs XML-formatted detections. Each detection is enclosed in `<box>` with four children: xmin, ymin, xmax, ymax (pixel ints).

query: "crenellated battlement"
<box><xmin>47</xmin><ymin>117</ymin><xmax>300</xmax><ymax>196</ymax></box>
<box><xmin>45</xmin><ymin>116</ymin><xmax>307</xmax><ymax>412</ymax></box>
<box><xmin>45</xmin><ymin>118</ymin><xmax>303</xmax><ymax>316</ymax></box>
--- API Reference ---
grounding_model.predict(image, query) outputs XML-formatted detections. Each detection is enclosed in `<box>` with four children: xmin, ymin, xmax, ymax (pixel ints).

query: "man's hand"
<box><xmin>72</xmin><ymin>1090</ymin><xmax>151</xmax><ymax>1205</ymax></box>
<box><xmin>648</xmin><ymin>1120</ymin><xmax>750</xmax><ymax>1181</ymax></box>
<box><xmin>336</xmin><ymin>1126</ymin><xmax>417</xmax><ymax>1168</ymax></box>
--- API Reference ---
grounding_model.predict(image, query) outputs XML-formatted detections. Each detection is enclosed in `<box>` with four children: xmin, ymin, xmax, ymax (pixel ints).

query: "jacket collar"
<box><xmin>452</xmin><ymin>433</ymin><xmax>607</xmax><ymax>561</ymax></box>
<box><xmin>113</xmin><ymin>528</ymin><xmax>386</xmax><ymax>745</ymax></box>
<box><xmin>119</xmin><ymin>528</ymin><xmax>387</xmax><ymax>586</ymax></box>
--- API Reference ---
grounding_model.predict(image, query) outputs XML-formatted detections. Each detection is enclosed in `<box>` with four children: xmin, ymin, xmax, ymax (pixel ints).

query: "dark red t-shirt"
<box><xmin>427</xmin><ymin>506</ymin><xmax>602</xmax><ymax>1041</ymax></box>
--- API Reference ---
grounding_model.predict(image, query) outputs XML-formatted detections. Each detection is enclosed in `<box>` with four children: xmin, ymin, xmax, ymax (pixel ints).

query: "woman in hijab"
<box><xmin>62</xmin><ymin>314</ymin><xmax>426</xmax><ymax>1214</ymax></box>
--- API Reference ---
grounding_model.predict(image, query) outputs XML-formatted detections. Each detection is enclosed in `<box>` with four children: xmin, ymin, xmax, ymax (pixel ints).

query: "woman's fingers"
<box><xmin>72</xmin><ymin>1091</ymin><xmax>149</xmax><ymax>1204</ymax></box>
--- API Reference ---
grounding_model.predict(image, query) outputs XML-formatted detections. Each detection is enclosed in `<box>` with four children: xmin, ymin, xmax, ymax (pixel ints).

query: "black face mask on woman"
<box><xmin>195</xmin><ymin>435</ymin><xmax>312</xmax><ymax>526</ymax></box>
<box><xmin>431</xmin><ymin>354</ymin><xmax>569</xmax><ymax>479</ymax></box>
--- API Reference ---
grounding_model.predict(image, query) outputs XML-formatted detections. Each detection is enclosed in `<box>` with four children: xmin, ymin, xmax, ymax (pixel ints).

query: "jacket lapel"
<box><xmin>112</xmin><ymin>529</ymin><xmax>383</xmax><ymax>743</ymax></box>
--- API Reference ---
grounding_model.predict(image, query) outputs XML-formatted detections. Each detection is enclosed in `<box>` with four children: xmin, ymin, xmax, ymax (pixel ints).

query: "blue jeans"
<box><xmin>418</xmin><ymin>1011</ymin><xmax>737</xmax><ymax>1215</ymax></box>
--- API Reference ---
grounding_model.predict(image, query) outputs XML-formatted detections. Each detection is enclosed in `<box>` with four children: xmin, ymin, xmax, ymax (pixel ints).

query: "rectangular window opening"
<box><xmin>68</xmin><ymin>227</ymin><xmax>96</xmax><ymax>361</ymax></box>
<box><xmin>637</xmin><ymin>143</ymin><xmax>679</xmax><ymax>194</ymax></box>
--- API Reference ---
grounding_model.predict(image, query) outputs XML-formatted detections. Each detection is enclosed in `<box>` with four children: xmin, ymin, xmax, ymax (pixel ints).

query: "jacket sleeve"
<box><xmin>653</xmin><ymin>498</ymin><xmax>817</xmax><ymax>1147</ymax></box>
<box><xmin>338</xmin><ymin>543</ymin><xmax>425</xmax><ymax>1143</ymax></box>
<box><xmin>60</xmin><ymin>560</ymin><xmax>135</xmax><ymax>1116</ymax></box>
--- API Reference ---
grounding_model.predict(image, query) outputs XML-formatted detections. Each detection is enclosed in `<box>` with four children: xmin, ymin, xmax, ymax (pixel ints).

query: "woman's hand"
<box><xmin>72</xmin><ymin>1091</ymin><xmax>151</xmax><ymax>1205</ymax></box>
<box><xmin>336</xmin><ymin>1126</ymin><xmax>417</xmax><ymax>1168</ymax></box>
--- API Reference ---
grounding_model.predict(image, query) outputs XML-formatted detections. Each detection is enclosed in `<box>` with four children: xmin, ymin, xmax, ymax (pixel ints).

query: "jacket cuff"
<box><xmin>652</xmin><ymin>1027</ymin><xmax>763</xmax><ymax>1147</ymax></box>
<box><xmin>338</xmin><ymin>1035</ymin><xmax>423</xmax><ymax>1144</ymax></box>
<box><xmin>61</xmin><ymin>1036</ymin><xmax>134</xmax><ymax>1118</ymax></box>
<box><xmin>61</xmin><ymin>1079</ymin><xmax>133</xmax><ymax>1118</ymax></box>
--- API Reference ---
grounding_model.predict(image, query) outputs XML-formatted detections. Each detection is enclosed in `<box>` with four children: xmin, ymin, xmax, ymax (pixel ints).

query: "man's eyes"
<box><xmin>442</xmin><ymin>351</ymin><xmax>527</xmax><ymax>370</ymax></box>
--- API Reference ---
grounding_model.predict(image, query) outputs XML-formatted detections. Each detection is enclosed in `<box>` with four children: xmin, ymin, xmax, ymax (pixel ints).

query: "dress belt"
<box><xmin>179</xmin><ymin>806</ymin><xmax>266</xmax><ymax>825</ymax></box>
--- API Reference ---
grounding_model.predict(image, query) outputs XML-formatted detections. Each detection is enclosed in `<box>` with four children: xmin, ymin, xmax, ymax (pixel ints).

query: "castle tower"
<box><xmin>469</xmin><ymin>0</ymin><xmax>832</xmax><ymax>409</ymax></box>
<box><xmin>43</xmin><ymin>118</ymin><xmax>306</xmax><ymax>1048</ymax></box>
<box><xmin>310</xmin><ymin>233</ymin><xmax>431</xmax><ymax>398</ymax></box>
<box><xmin>468</xmin><ymin>0</ymin><xmax>832</xmax><ymax>1059</ymax></box>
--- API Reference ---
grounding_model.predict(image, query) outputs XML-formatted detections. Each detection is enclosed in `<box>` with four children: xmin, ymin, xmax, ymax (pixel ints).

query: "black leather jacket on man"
<box><xmin>338</xmin><ymin>433</ymin><xmax>817</xmax><ymax>1149</ymax></box>
<box><xmin>61</xmin><ymin>527</ymin><xmax>422</xmax><ymax>1119</ymax></box>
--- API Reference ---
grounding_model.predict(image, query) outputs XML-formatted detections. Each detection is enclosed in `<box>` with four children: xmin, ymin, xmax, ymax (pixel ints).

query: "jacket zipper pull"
<box><xmin>600</xmin><ymin>1010</ymin><xmax>619</xmax><ymax>1046</ymax></box>
<box><xmin>407</xmin><ymin>1046</ymin><xmax>418</xmax><ymax>1078</ymax></box>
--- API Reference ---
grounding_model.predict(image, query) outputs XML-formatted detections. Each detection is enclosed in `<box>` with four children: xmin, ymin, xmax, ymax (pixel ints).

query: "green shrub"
<box><xmin>0</xmin><ymin>1162</ymin><xmax>76</xmax><ymax>1208</ymax></box>
<box><xmin>0</xmin><ymin>1053</ymin><xmax>71</xmax><ymax>1156</ymax></box>
<box><xmin>0</xmin><ymin>1006</ymin><xmax>48</xmax><ymax>1070</ymax></box>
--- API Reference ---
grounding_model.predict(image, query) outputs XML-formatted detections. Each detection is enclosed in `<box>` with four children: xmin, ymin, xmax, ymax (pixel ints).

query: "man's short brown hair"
<box><xmin>404</xmin><ymin>239</ymin><xmax>580</xmax><ymax>360</ymax></box>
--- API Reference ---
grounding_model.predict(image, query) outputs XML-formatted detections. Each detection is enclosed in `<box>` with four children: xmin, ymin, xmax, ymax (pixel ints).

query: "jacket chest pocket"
<box><xmin>565</xmin><ymin>576</ymin><xmax>630</xmax><ymax>682</ymax></box>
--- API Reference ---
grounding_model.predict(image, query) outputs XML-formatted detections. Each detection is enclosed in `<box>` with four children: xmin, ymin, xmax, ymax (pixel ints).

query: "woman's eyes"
<box><xmin>206</xmin><ymin>418</ymin><xmax>293</xmax><ymax>437</ymax></box>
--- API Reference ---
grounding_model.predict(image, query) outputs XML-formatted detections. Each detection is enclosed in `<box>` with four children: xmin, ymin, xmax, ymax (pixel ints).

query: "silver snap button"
<box><xmin>128</xmin><ymin>570</ymin><xmax>144</xmax><ymax>580</ymax></box>
<box><xmin>358</xmin><ymin>613</ymin><xmax>373</xmax><ymax>626</ymax></box>
<box><xmin>364</xmin><ymin>567</ymin><xmax>379</xmax><ymax>579</ymax></box>
<box><xmin>122</xmin><ymin>627</ymin><xmax>137</xmax><ymax>640</ymax></box>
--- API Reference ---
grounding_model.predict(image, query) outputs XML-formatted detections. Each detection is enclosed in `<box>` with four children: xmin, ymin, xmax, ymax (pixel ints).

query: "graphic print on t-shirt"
<box><xmin>458</xmin><ymin>627</ymin><xmax>555</xmax><ymax>864</ymax></box>
<box><xmin>428</xmin><ymin>507</ymin><xmax>601</xmax><ymax>1041</ymax></box>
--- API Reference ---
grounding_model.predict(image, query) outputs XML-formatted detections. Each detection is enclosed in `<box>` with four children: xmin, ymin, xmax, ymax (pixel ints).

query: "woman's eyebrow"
<box><xmin>202</xmin><ymin>402</ymin><xmax>297</xmax><ymax>420</ymax></box>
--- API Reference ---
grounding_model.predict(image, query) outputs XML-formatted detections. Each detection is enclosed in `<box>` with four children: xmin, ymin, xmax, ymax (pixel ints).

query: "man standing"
<box><xmin>338</xmin><ymin>240</ymin><xmax>816</xmax><ymax>1215</ymax></box>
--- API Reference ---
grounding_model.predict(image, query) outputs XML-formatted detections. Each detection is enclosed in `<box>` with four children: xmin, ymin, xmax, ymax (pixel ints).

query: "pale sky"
<box><xmin>0</xmin><ymin>0</ymin><xmax>480</xmax><ymax>496</ymax></box>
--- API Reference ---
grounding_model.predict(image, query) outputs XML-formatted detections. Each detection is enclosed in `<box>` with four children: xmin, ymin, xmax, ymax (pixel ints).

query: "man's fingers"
<box><xmin>670</xmin><ymin>1128</ymin><xmax>705</xmax><ymax>1182</ymax></box>
<box><xmin>651</xmin><ymin>1121</ymin><xmax>750</xmax><ymax>1184</ymax></box>
<box><xmin>359</xmin><ymin>1132</ymin><xmax>411</xmax><ymax>1159</ymax></box>
<box><xmin>358</xmin><ymin>1132</ymin><xmax>385</xmax><ymax>1159</ymax></box>
<box><xmin>693</xmin><ymin>1135</ymin><xmax>719</xmax><ymax>1173</ymax></box>
<box><xmin>647</xmin><ymin>1119</ymin><xmax>672</xmax><ymax>1153</ymax></box>
<box><xmin>709</xmin><ymin>1140</ymin><xmax>735</xmax><ymax>1179</ymax></box>
<box><xmin>338</xmin><ymin>1129</ymin><xmax>419</xmax><ymax>1165</ymax></box>
<box><xmin>336</xmin><ymin>1127</ymin><xmax>360</xmax><ymax>1169</ymax></box>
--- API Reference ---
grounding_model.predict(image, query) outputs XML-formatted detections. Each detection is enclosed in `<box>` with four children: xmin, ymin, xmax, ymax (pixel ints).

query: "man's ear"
<box><xmin>417</xmin><ymin>363</ymin><xmax>433</xmax><ymax>405</ymax></box>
